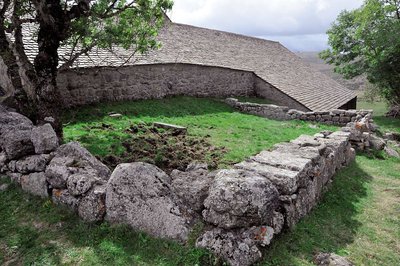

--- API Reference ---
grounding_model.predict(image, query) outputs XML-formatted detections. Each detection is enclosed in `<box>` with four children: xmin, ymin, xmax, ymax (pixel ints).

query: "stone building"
<box><xmin>0</xmin><ymin>17</ymin><xmax>356</xmax><ymax>111</ymax></box>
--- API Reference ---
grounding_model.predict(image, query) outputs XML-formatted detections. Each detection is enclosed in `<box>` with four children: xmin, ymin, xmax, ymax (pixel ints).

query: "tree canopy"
<box><xmin>0</xmin><ymin>0</ymin><xmax>173</xmax><ymax>135</ymax></box>
<box><xmin>320</xmin><ymin>0</ymin><xmax>400</xmax><ymax>105</ymax></box>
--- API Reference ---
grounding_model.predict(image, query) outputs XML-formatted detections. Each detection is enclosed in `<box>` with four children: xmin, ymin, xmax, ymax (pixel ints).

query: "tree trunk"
<box><xmin>34</xmin><ymin>0</ymin><xmax>66</xmax><ymax>137</ymax></box>
<box><xmin>0</xmin><ymin>14</ymin><xmax>35</xmax><ymax>119</ymax></box>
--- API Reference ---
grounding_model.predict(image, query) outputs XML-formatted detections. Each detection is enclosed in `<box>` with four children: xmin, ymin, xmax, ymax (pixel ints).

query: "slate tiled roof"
<box><xmin>21</xmin><ymin>21</ymin><xmax>356</xmax><ymax>111</ymax></box>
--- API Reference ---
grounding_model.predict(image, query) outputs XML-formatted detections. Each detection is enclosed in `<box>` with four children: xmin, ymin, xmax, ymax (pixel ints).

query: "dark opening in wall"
<box><xmin>339</xmin><ymin>97</ymin><xmax>357</xmax><ymax>110</ymax></box>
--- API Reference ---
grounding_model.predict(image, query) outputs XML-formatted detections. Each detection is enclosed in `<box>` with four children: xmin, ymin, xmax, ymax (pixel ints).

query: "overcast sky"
<box><xmin>167</xmin><ymin>0</ymin><xmax>364</xmax><ymax>52</ymax></box>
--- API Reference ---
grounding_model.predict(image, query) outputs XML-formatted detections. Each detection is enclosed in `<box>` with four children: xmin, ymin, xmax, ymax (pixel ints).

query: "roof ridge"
<box><xmin>170</xmin><ymin>22</ymin><xmax>281</xmax><ymax>46</ymax></box>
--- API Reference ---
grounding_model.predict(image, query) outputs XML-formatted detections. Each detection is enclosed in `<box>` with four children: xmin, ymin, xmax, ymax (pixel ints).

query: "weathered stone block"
<box><xmin>170</xmin><ymin>167</ymin><xmax>214</xmax><ymax>212</ymax></box>
<box><xmin>15</xmin><ymin>154</ymin><xmax>50</xmax><ymax>174</ymax></box>
<box><xmin>31</xmin><ymin>124</ymin><xmax>59</xmax><ymax>154</ymax></box>
<box><xmin>20</xmin><ymin>172</ymin><xmax>49</xmax><ymax>198</ymax></box>
<box><xmin>46</xmin><ymin>142</ymin><xmax>111</xmax><ymax>189</ymax></box>
<box><xmin>67</xmin><ymin>173</ymin><xmax>97</xmax><ymax>196</ymax></box>
<box><xmin>106</xmin><ymin>162</ymin><xmax>190</xmax><ymax>241</ymax></box>
<box><xmin>78</xmin><ymin>185</ymin><xmax>106</xmax><ymax>222</ymax></box>
<box><xmin>1</xmin><ymin>128</ymin><xmax>34</xmax><ymax>160</ymax></box>
<box><xmin>235</xmin><ymin>161</ymin><xmax>301</xmax><ymax>195</ymax></box>
<box><xmin>196</xmin><ymin>227</ymin><xmax>266</xmax><ymax>266</ymax></box>
<box><xmin>203</xmin><ymin>169</ymin><xmax>279</xmax><ymax>229</ymax></box>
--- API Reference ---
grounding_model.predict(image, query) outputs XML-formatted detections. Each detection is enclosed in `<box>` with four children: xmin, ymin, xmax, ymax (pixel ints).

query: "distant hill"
<box><xmin>296</xmin><ymin>52</ymin><xmax>367</xmax><ymax>92</ymax></box>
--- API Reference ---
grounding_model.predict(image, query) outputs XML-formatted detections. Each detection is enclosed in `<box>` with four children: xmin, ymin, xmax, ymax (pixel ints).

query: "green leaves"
<box><xmin>62</xmin><ymin>0</ymin><xmax>173</xmax><ymax>62</ymax></box>
<box><xmin>321</xmin><ymin>0</ymin><xmax>400</xmax><ymax>105</ymax></box>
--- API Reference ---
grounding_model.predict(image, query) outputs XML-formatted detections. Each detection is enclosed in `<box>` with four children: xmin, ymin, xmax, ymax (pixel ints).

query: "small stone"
<box><xmin>78</xmin><ymin>185</ymin><xmax>106</xmax><ymax>222</ymax></box>
<box><xmin>0</xmin><ymin>183</ymin><xmax>9</xmax><ymax>192</ymax></box>
<box><xmin>52</xmin><ymin>189</ymin><xmax>79</xmax><ymax>210</ymax></box>
<box><xmin>369</xmin><ymin>136</ymin><xmax>386</xmax><ymax>150</ymax></box>
<box><xmin>44</xmin><ymin>117</ymin><xmax>55</xmax><ymax>123</ymax></box>
<box><xmin>109</xmin><ymin>113</ymin><xmax>122</xmax><ymax>118</ymax></box>
<box><xmin>67</xmin><ymin>173</ymin><xmax>97</xmax><ymax>196</ymax></box>
<box><xmin>153</xmin><ymin>122</ymin><xmax>187</xmax><ymax>134</ymax></box>
<box><xmin>314</xmin><ymin>252</ymin><xmax>354</xmax><ymax>266</ymax></box>
<box><xmin>384</xmin><ymin>146</ymin><xmax>400</xmax><ymax>158</ymax></box>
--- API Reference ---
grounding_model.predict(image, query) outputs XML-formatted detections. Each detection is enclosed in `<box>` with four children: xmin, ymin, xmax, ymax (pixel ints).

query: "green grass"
<box><xmin>62</xmin><ymin>96</ymin><xmax>337</xmax><ymax>168</ymax></box>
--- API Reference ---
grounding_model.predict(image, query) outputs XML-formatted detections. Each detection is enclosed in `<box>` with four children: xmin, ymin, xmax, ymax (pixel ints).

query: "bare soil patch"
<box><xmin>98</xmin><ymin>122</ymin><xmax>226</xmax><ymax>173</ymax></box>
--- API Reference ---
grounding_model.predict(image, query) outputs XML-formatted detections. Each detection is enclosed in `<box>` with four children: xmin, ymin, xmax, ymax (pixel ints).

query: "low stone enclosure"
<box><xmin>0</xmin><ymin>104</ymin><xmax>383</xmax><ymax>266</ymax></box>
<box><xmin>226</xmin><ymin>98</ymin><xmax>369</xmax><ymax>126</ymax></box>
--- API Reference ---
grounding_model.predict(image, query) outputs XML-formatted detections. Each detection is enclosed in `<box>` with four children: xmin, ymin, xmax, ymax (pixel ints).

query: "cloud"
<box><xmin>167</xmin><ymin>0</ymin><xmax>364</xmax><ymax>51</ymax></box>
<box><xmin>262</xmin><ymin>34</ymin><xmax>329</xmax><ymax>52</ymax></box>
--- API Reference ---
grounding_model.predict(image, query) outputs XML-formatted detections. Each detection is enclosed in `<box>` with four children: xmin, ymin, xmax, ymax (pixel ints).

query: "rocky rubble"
<box><xmin>0</xmin><ymin>107</ymin><xmax>111</xmax><ymax>222</ymax></box>
<box><xmin>0</xmin><ymin>106</ymin><xmax>387</xmax><ymax>265</ymax></box>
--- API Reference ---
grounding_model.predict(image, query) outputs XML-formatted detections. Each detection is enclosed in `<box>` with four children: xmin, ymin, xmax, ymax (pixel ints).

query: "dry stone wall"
<box><xmin>226</xmin><ymin>98</ymin><xmax>372</xmax><ymax>126</ymax></box>
<box><xmin>54</xmin><ymin>63</ymin><xmax>311</xmax><ymax>110</ymax></box>
<box><xmin>57</xmin><ymin>64</ymin><xmax>256</xmax><ymax>106</ymax></box>
<box><xmin>0</xmin><ymin>105</ymin><xmax>379</xmax><ymax>265</ymax></box>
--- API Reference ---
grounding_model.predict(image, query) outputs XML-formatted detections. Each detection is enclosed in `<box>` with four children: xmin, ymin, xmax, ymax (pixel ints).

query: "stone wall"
<box><xmin>56</xmin><ymin>64</ymin><xmax>257</xmax><ymax>106</ymax></box>
<box><xmin>0</xmin><ymin>106</ymin><xmax>378</xmax><ymax>266</ymax></box>
<box><xmin>226</xmin><ymin>98</ymin><xmax>372</xmax><ymax>126</ymax></box>
<box><xmin>254</xmin><ymin>76</ymin><xmax>309</xmax><ymax>112</ymax></box>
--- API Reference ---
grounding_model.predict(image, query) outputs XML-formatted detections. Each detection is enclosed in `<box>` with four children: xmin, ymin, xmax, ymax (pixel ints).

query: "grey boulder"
<box><xmin>203</xmin><ymin>169</ymin><xmax>279</xmax><ymax>229</ymax></box>
<box><xmin>46</xmin><ymin>142</ymin><xmax>111</xmax><ymax>189</ymax></box>
<box><xmin>106</xmin><ymin>162</ymin><xmax>191</xmax><ymax>242</ymax></box>
<box><xmin>0</xmin><ymin>111</ymin><xmax>33</xmax><ymax>136</ymax></box>
<box><xmin>31</xmin><ymin>124</ymin><xmax>59</xmax><ymax>154</ymax></box>
<box><xmin>20</xmin><ymin>172</ymin><xmax>49</xmax><ymax>198</ymax></box>
<box><xmin>15</xmin><ymin>154</ymin><xmax>50</xmax><ymax>174</ymax></box>
<box><xmin>1</xmin><ymin>128</ymin><xmax>34</xmax><ymax>160</ymax></box>
<box><xmin>54</xmin><ymin>142</ymin><xmax>111</xmax><ymax>179</ymax></box>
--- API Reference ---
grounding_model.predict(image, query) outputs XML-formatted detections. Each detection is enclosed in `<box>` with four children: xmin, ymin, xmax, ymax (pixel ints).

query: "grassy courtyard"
<box><xmin>0</xmin><ymin>98</ymin><xmax>399</xmax><ymax>265</ymax></box>
<box><xmin>62</xmin><ymin>96</ymin><xmax>336</xmax><ymax>170</ymax></box>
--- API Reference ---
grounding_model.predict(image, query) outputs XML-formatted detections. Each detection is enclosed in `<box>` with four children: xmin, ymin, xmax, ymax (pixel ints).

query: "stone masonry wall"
<box><xmin>226</xmin><ymin>98</ymin><xmax>372</xmax><ymax>126</ymax></box>
<box><xmin>0</xmin><ymin>105</ymin><xmax>376</xmax><ymax>266</ymax></box>
<box><xmin>56</xmin><ymin>64</ymin><xmax>257</xmax><ymax>106</ymax></box>
<box><xmin>254</xmin><ymin>76</ymin><xmax>309</xmax><ymax>112</ymax></box>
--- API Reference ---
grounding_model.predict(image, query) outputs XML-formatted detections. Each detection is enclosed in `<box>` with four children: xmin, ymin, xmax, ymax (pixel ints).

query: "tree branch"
<box><xmin>96</xmin><ymin>2</ymin><xmax>137</xmax><ymax>19</ymax></box>
<box><xmin>58</xmin><ymin>41</ymin><xmax>97</xmax><ymax>70</ymax></box>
